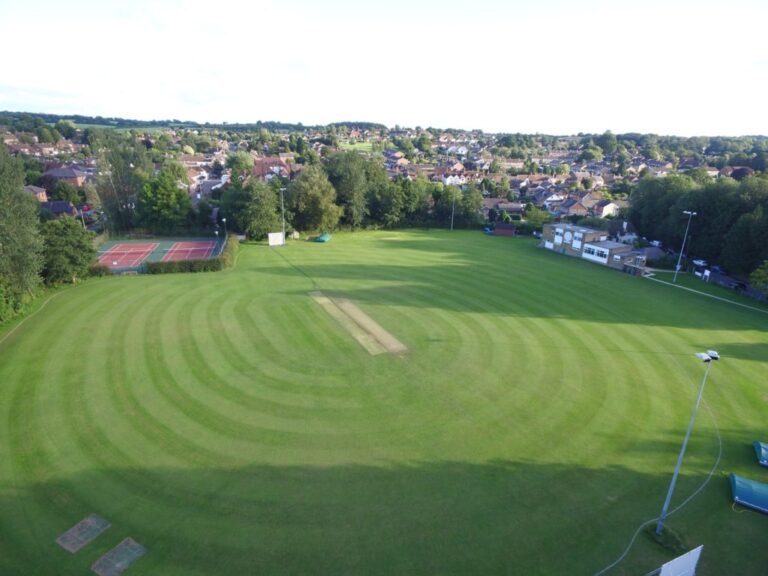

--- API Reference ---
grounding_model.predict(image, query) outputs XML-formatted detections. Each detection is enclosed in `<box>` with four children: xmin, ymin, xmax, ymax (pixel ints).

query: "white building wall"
<box><xmin>582</xmin><ymin>244</ymin><xmax>609</xmax><ymax>265</ymax></box>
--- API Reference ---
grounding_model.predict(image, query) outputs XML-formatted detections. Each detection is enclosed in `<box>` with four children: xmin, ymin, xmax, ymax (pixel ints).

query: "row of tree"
<box><xmin>629</xmin><ymin>173</ymin><xmax>768</xmax><ymax>277</ymax></box>
<box><xmin>218</xmin><ymin>152</ymin><xmax>485</xmax><ymax>239</ymax></box>
<box><xmin>0</xmin><ymin>147</ymin><xmax>95</xmax><ymax>323</ymax></box>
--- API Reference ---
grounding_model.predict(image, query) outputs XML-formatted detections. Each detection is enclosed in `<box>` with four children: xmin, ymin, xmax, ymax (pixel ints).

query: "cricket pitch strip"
<box><xmin>310</xmin><ymin>291</ymin><xmax>407</xmax><ymax>355</ymax></box>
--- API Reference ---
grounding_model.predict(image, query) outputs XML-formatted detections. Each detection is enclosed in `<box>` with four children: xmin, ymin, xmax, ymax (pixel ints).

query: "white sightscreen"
<box><xmin>659</xmin><ymin>545</ymin><xmax>703</xmax><ymax>576</ymax></box>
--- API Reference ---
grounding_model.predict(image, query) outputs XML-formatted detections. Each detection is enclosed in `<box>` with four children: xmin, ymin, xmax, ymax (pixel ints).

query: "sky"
<box><xmin>1</xmin><ymin>0</ymin><xmax>766</xmax><ymax>136</ymax></box>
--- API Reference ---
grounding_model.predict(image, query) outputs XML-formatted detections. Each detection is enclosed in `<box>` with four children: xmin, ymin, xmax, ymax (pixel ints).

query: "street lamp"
<box><xmin>673</xmin><ymin>210</ymin><xmax>697</xmax><ymax>283</ymax></box>
<box><xmin>214</xmin><ymin>229</ymin><xmax>219</xmax><ymax>244</ymax></box>
<box><xmin>279</xmin><ymin>187</ymin><xmax>286</xmax><ymax>245</ymax></box>
<box><xmin>655</xmin><ymin>350</ymin><xmax>720</xmax><ymax>536</ymax></box>
<box><xmin>222</xmin><ymin>217</ymin><xmax>227</xmax><ymax>238</ymax></box>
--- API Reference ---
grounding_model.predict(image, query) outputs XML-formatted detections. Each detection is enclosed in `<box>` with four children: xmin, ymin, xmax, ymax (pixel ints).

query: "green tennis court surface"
<box><xmin>97</xmin><ymin>238</ymin><xmax>222</xmax><ymax>270</ymax></box>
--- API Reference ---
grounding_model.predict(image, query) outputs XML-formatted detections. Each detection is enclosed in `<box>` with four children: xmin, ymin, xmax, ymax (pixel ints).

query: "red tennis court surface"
<box><xmin>98</xmin><ymin>243</ymin><xmax>158</xmax><ymax>269</ymax></box>
<box><xmin>162</xmin><ymin>241</ymin><xmax>217</xmax><ymax>262</ymax></box>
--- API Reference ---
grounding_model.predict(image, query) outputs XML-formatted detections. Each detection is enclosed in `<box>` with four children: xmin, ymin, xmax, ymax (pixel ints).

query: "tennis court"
<box><xmin>98</xmin><ymin>243</ymin><xmax>158</xmax><ymax>269</ymax></box>
<box><xmin>162</xmin><ymin>241</ymin><xmax>217</xmax><ymax>262</ymax></box>
<box><xmin>96</xmin><ymin>238</ymin><xmax>222</xmax><ymax>272</ymax></box>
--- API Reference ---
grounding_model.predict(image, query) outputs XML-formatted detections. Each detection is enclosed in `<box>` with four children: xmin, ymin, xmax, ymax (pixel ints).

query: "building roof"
<box><xmin>43</xmin><ymin>167</ymin><xmax>86</xmax><ymax>179</ymax></box>
<box><xmin>40</xmin><ymin>201</ymin><xmax>76</xmax><ymax>215</ymax></box>
<box><xmin>586</xmin><ymin>240</ymin><xmax>628</xmax><ymax>250</ymax></box>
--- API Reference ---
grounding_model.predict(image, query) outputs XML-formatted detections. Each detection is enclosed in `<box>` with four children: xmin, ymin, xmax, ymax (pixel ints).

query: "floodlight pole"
<box><xmin>655</xmin><ymin>352</ymin><xmax>719</xmax><ymax>536</ymax></box>
<box><xmin>673</xmin><ymin>210</ymin><xmax>696</xmax><ymax>284</ymax></box>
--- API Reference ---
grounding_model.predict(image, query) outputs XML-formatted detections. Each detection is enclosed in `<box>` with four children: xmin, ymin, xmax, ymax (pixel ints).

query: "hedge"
<box><xmin>144</xmin><ymin>234</ymin><xmax>239</xmax><ymax>275</ymax></box>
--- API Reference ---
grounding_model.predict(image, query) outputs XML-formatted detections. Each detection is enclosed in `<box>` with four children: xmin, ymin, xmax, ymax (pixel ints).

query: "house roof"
<box><xmin>41</xmin><ymin>201</ymin><xmax>76</xmax><ymax>215</ymax></box>
<box><xmin>253</xmin><ymin>157</ymin><xmax>289</xmax><ymax>178</ymax></box>
<box><xmin>43</xmin><ymin>167</ymin><xmax>86</xmax><ymax>179</ymax></box>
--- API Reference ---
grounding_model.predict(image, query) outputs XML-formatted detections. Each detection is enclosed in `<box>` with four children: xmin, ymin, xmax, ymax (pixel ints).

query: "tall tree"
<box><xmin>241</xmin><ymin>181</ymin><xmax>281</xmax><ymax>240</ymax></box>
<box><xmin>226</xmin><ymin>151</ymin><xmax>254</xmax><ymax>183</ymax></box>
<box><xmin>326</xmin><ymin>152</ymin><xmax>368</xmax><ymax>227</ymax></box>
<box><xmin>460</xmin><ymin>183</ymin><xmax>484</xmax><ymax>226</ymax></box>
<box><xmin>136</xmin><ymin>169</ymin><xmax>192</xmax><ymax>234</ymax></box>
<box><xmin>54</xmin><ymin>119</ymin><xmax>77</xmax><ymax>140</ymax></box>
<box><xmin>398</xmin><ymin>175</ymin><xmax>432</xmax><ymax>224</ymax></box>
<box><xmin>750</xmin><ymin>260</ymin><xmax>768</xmax><ymax>292</ymax></box>
<box><xmin>96</xmin><ymin>132</ymin><xmax>151</xmax><ymax>231</ymax></box>
<box><xmin>220</xmin><ymin>181</ymin><xmax>251</xmax><ymax>233</ymax></box>
<box><xmin>287</xmin><ymin>165</ymin><xmax>342</xmax><ymax>232</ymax></box>
<box><xmin>0</xmin><ymin>146</ymin><xmax>43</xmax><ymax>312</ymax></box>
<box><xmin>49</xmin><ymin>180</ymin><xmax>81</xmax><ymax>203</ymax></box>
<box><xmin>596</xmin><ymin>131</ymin><xmax>618</xmax><ymax>156</ymax></box>
<box><xmin>720</xmin><ymin>207</ymin><xmax>768</xmax><ymax>276</ymax></box>
<box><xmin>364</xmin><ymin>160</ymin><xmax>402</xmax><ymax>226</ymax></box>
<box><xmin>40</xmin><ymin>217</ymin><xmax>95</xmax><ymax>284</ymax></box>
<box><xmin>524</xmin><ymin>204</ymin><xmax>552</xmax><ymax>229</ymax></box>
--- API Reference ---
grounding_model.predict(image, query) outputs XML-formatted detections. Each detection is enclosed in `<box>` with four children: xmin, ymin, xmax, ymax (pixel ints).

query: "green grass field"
<box><xmin>1</xmin><ymin>231</ymin><xmax>767</xmax><ymax>575</ymax></box>
<box><xmin>339</xmin><ymin>141</ymin><xmax>375</xmax><ymax>152</ymax></box>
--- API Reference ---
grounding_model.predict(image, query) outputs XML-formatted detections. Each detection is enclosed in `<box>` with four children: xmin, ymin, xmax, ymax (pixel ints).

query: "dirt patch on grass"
<box><xmin>310</xmin><ymin>292</ymin><xmax>407</xmax><ymax>355</ymax></box>
<box><xmin>56</xmin><ymin>514</ymin><xmax>111</xmax><ymax>553</ymax></box>
<box><xmin>335</xmin><ymin>298</ymin><xmax>407</xmax><ymax>353</ymax></box>
<box><xmin>91</xmin><ymin>538</ymin><xmax>146</xmax><ymax>576</ymax></box>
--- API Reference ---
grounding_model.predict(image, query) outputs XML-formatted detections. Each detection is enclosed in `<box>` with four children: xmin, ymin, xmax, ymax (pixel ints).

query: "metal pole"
<box><xmin>655</xmin><ymin>360</ymin><xmax>713</xmax><ymax>535</ymax></box>
<box><xmin>673</xmin><ymin>211</ymin><xmax>696</xmax><ymax>284</ymax></box>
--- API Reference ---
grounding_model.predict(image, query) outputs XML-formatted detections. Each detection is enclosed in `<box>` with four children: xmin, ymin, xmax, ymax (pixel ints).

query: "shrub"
<box><xmin>143</xmin><ymin>236</ymin><xmax>236</xmax><ymax>275</ymax></box>
<box><xmin>647</xmin><ymin>255</ymin><xmax>677</xmax><ymax>270</ymax></box>
<box><xmin>88</xmin><ymin>264</ymin><xmax>112</xmax><ymax>277</ymax></box>
<box><xmin>218</xmin><ymin>234</ymin><xmax>239</xmax><ymax>269</ymax></box>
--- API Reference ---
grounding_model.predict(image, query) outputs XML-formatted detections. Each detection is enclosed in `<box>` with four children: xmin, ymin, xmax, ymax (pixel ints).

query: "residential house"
<box><xmin>579</xmin><ymin>191</ymin><xmax>604</xmax><ymax>212</ymax></box>
<box><xmin>481</xmin><ymin>199</ymin><xmax>524</xmax><ymax>220</ymax></box>
<box><xmin>252</xmin><ymin>157</ymin><xmax>290</xmax><ymax>181</ymax></box>
<box><xmin>198</xmin><ymin>178</ymin><xmax>227</xmax><ymax>198</ymax></box>
<box><xmin>557</xmin><ymin>197</ymin><xmax>589</xmax><ymax>218</ymax></box>
<box><xmin>42</xmin><ymin>166</ymin><xmax>87</xmax><ymax>187</ymax></box>
<box><xmin>24</xmin><ymin>185</ymin><xmax>48</xmax><ymax>202</ymax></box>
<box><xmin>179</xmin><ymin>154</ymin><xmax>209</xmax><ymax>167</ymax></box>
<box><xmin>593</xmin><ymin>198</ymin><xmax>619</xmax><ymax>218</ymax></box>
<box><xmin>40</xmin><ymin>201</ymin><xmax>77</xmax><ymax>217</ymax></box>
<box><xmin>497</xmin><ymin>201</ymin><xmax>524</xmax><ymax>216</ymax></box>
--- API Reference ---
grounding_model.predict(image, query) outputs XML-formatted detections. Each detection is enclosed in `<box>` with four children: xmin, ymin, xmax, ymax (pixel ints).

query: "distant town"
<box><xmin>2</xmin><ymin>109</ymin><xmax>768</xmax><ymax>298</ymax></box>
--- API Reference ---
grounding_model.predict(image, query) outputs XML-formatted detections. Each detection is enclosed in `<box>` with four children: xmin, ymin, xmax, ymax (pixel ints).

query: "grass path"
<box><xmin>1</xmin><ymin>231</ymin><xmax>767</xmax><ymax>575</ymax></box>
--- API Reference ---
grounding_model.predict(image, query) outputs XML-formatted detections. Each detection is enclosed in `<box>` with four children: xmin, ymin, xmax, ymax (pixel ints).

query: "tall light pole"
<box><xmin>222</xmin><ymin>217</ymin><xmax>227</xmax><ymax>238</ymax></box>
<box><xmin>280</xmin><ymin>187</ymin><xmax>286</xmax><ymax>245</ymax></box>
<box><xmin>655</xmin><ymin>350</ymin><xmax>720</xmax><ymax>536</ymax></box>
<box><xmin>673</xmin><ymin>210</ymin><xmax>697</xmax><ymax>283</ymax></box>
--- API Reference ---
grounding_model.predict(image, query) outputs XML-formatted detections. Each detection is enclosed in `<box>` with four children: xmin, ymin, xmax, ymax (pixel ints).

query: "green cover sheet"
<box><xmin>730</xmin><ymin>473</ymin><xmax>768</xmax><ymax>514</ymax></box>
<box><xmin>753</xmin><ymin>441</ymin><xmax>768</xmax><ymax>466</ymax></box>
